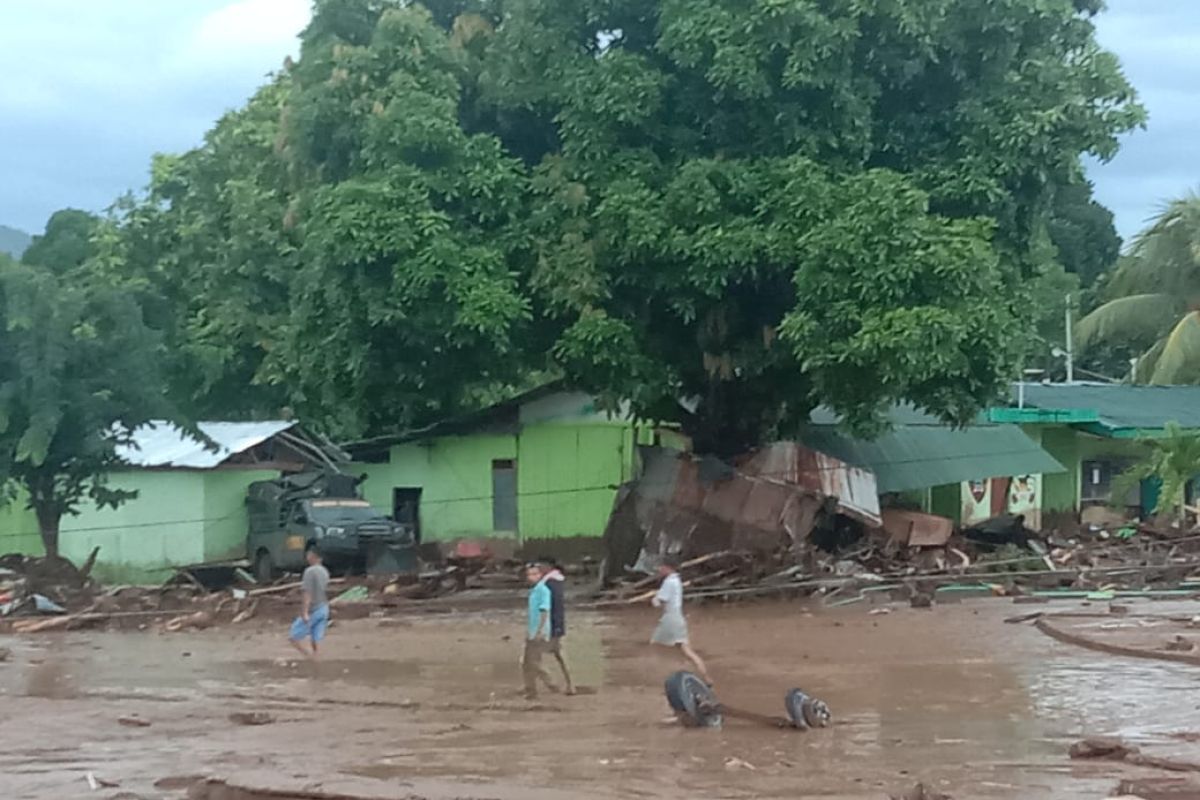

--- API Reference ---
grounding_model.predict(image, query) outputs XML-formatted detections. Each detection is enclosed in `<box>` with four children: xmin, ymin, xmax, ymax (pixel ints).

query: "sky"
<box><xmin>0</xmin><ymin>0</ymin><xmax>1196</xmax><ymax>242</ymax></box>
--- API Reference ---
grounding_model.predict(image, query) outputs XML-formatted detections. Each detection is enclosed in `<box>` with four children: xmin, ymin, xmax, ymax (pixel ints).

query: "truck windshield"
<box><xmin>307</xmin><ymin>503</ymin><xmax>386</xmax><ymax>524</ymax></box>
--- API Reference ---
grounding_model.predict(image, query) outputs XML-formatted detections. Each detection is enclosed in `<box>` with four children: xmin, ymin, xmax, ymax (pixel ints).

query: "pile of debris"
<box><xmin>598</xmin><ymin>446</ymin><xmax>1200</xmax><ymax>607</ymax></box>
<box><xmin>0</xmin><ymin>550</ymin><xmax>100</xmax><ymax>619</ymax></box>
<box><xmin>0</xmin><ymin>540</ymin><xmax>549</xmax><ymax>635</ymax></box>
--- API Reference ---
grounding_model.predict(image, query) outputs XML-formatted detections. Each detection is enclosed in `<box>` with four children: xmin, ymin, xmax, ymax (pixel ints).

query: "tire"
<box><xmin>664</xmin><ymin>671</ymin><xmax>721</xmax><ymax>728</ymax></box>
<box><xmin>784</xmin><ymin>688</ymin><xmax>832</xmax><ymax>730</ymax></box>
<box><xmin>254</xmin><ymin>549</ymin><xmax>275</xmax><ymax>584</ymax></box>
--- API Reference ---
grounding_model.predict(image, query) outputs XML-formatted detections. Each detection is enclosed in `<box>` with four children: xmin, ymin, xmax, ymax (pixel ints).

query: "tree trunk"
<box><xmin>33</xmin><ymin>503</ymin><xmax>61</xmax><ymax>558</ymax></box>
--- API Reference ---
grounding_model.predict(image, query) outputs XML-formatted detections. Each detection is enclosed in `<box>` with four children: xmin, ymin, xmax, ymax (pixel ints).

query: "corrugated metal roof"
<box><xmin>1014</xmin><ymin>383</ymin><xmax>1200</xmax><ymax>433</ymax></box>
<box><xmin>799</xmin><ymin>424</ymin><xmax>1064</xmax><ymax>494</ymax></box>
<box><xmin>115</xmin><ymin>420</ymin><xmax>297</xmax><ymax>469</ymax></box>
<box><xmin>737</xmin><ymin>442</ymin><xmax>881</xmax><ymax>527</ymax></box>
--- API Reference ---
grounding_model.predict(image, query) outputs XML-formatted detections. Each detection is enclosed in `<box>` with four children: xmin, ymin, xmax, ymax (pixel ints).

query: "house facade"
<box><xmin>0</xmin><ymin>421</ymin><xmax>330</xmax><ymax>583</ymax></box>
<box><xmin>800</xmin><ymin>405</ymin><xmax>1066</xmax><ymax>529</ymax></box>
<box><xmin>347</xmin><ymin>388</ymin><xmax>682</xmax><ymax>554</ymax></box>
<box><xmin>990</xmin><ymin>383</ymin><xmax>1200</xmax><ymax>516</ymax></box>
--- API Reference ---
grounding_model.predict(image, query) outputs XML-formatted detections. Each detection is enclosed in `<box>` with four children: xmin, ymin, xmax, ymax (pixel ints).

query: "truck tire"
<box><xmin>254</xmin><ymin>549</ymin><xmax>275</xmax><ymax>584</ymax></box>
<box><xmin>664</xmin><ymin>671</ymin><xmax>721</xmax><ymax>728</ymax></box>
<box><xmin>784</xmin><ymin>688</ymin><xmax>832</xmax><ymax>730</ymax></box>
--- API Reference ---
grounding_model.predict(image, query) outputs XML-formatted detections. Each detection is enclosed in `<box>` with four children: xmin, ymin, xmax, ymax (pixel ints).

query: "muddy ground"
<box><xmin>3</xmin><ymin>598</ymin><xmax>1200</xmax><ymax>799</ymax></box>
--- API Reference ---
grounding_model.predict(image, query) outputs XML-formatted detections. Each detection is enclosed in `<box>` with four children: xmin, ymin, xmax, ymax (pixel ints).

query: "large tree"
<box><xmin>0</xmin><ymin>260</ymin><xmax>167</xmax><ymax>555</ymax></box>
<box><xmin>451</xmin><ymin>0</ymin><xmax>1141</xmax><ymax>451</ymax></box>
<box><xmin>95</xmin><ymin>0</ymin><xmax>1141</xmax><ymax>452</ymax></box>
<box><xmin>1076</xmin><ymin>193</ymin><xmax>1200</xmax><ymax>384</ymax></box>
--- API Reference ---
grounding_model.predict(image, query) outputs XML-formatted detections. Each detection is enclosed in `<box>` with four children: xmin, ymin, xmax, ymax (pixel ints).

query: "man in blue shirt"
<box><xmin>523</xmin><ymin>563</ymin><xmax>554</xmax><ymax>700</ymax></box>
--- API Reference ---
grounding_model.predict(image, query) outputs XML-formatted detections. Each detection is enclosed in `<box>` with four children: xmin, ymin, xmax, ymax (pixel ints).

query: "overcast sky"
<box><xmin>0</xmin><ymin>0</ymin><xmax>1195</xmax><ymax>242</ymax></box>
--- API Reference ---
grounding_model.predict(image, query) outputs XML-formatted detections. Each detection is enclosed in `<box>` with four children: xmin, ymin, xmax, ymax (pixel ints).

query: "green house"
<box><xmin>346</xmin><ymin>388</ymin><xmax>679</xmax><ymax>555</ymax></box>
<box><xmin>989</xmin><ymin>383</ymin><xmax>1200</xmax><ymax>515</ymax></box>
<box><xmin>0</xmin><ymin>421</ymin><xmax>329</xmax><ymax>583</ymax></box>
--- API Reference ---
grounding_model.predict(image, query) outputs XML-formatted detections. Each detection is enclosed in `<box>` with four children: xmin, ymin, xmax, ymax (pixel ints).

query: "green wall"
<box><xmin>358</xmin><ymin>422</ymin><xmax>640</xmax><ymax>543</ymax></box>
<box><xmin>203</xmin><ymin>469</ymin><xmax>279</xmax><ymax>562</ymax></box>
<box><xmin>47</xmin><ymin>468</ymin><xmax>278</xmax><ymax>583</ymax></box>
<box><xmin>517</xmin><ymin>424</ymin><xmax>632</xmax><ymax>539</ymax></box>
<box><xmin>59</xmin><ymin>471</ymin><xmax>204</xmax><ymax>582</ymax></box>
<box><xmin>1037</xmin><ymin>425</ymin><xmax>1148</xmax><ymax>512</ymax></box>
<box><xmin>0</xmin><ymin>489</ymin><xmax>42</xmax><ymax>556</ymax></box>
<box><xmin>381</xmin><ymin>433</ymin><xmax>518</xmax><ymax>540</ymax></box>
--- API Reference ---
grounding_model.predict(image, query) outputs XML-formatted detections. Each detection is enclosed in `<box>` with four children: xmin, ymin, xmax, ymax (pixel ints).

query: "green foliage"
<box><xmin>94</xmin><ymin>4</ymin><xmax>533</xmax><ymax>436</ymax></box>
<box><xmin>21</xmin><ymin>209</ymin><xmax>100</xmax><ymax>274</ymax></box>
<box><xmin>1076</xmin><ymin>193</ymin><xmax>1200</xmax><ymax>383</ymax></box>
<box><xmin>91</xmin><ymin>0</ymin><xmax>1141</xmax><ymax>452</ymax></box>
<box><xmin>0</xmin><ymin>261</ymin><xmax>167</xmax><ymax>554</ymax></box>
<box><xmin>1047</xmin><ymin>181</ymin><xmax>1122</xmax><ymax>288</ymax></box>
<box><xmin>1112</xmin><ymin>422</ymin><xmax>1200</xmax><ymax>518</ymax></box>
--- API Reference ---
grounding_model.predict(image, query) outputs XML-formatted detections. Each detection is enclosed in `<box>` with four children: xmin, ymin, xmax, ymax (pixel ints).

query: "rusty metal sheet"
<box><xmin>613</xmin><ymin>446</ymin><xmax>885</xmax><ymax>575</ymax></box>
<box><xmin>882</xmin><ymin>509</ymin><xmax>954</xmax><ymax>548</ymax></box>
<box><xmin>739</xmin><ymin>443</ymin><xmax>881</xmax><ymax>527</ymax></box>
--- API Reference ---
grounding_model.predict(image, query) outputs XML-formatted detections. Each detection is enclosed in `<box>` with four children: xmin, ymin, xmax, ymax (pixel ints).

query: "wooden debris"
<box><xmin>228</xmin><ymin>711</ymin><xmax>275</xmax><ymax>726</ymax></box>
<box><xmin>118</xmin><ymin>716</ymin><xmax>152</xmax><ymax>728</ymax></box>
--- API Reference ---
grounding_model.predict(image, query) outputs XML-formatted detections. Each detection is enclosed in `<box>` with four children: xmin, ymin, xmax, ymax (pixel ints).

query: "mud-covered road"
<box><xmin>3</xmin><ymin>599</ymin><xmax>1200</xmax><ymax>799</ymax></box>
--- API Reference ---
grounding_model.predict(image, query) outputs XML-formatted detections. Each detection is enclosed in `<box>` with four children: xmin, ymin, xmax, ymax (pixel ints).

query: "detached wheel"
<box><xmin>664</xmin><ymin>671</ymin><xmax>721</xmax><ymax>728</ymax></box>
<box><xmin>254</xmin><ymin>549</ymin><xmax>275</xmax><ymax>584</ymax></box>
<box><xmin>784</xmin><ymin>688</ymin><xmax>832</xmax><ymax>730</ymax></box>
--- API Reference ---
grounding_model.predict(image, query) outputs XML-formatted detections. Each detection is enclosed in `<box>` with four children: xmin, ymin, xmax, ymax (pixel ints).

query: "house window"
<box><xmin>491</xmin><ymin>459</ymin><xmax>518</xmax><ymax>532</ymax></box>
<box><xmin>1081</xmin><ymin>458</ymin><xmax>1136</xmax><ymax>506</ymax></box>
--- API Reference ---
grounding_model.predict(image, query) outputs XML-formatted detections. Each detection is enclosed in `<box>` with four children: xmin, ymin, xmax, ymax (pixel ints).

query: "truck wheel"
<box><xmin>784</xmin><ymin>688</ymin><xmax>832</xmax><ymax>730</ymax></box>
<box><xmin>664</xmin><ymin>671</ymin><xmax>721</xmax><ymax>728</ymax></box>
<box><xmin>254</xmin><ymin>549</ymin><xmax>275</xmax><ymax>584</ymax></box>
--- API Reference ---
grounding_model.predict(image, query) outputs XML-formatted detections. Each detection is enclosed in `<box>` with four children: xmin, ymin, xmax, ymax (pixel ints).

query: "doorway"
<box><xmin>392</xmin><ymin>487</ymin><xmax>422</xmax><ymax>543</ymax></box>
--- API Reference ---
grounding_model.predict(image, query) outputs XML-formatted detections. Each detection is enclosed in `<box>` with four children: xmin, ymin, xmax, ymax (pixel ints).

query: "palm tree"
<box><xmin>1075</xmin><ymin>192</ymin><xmax>1200</xmax><ymax>383</ymax></box>
<box><xmin>1112</xmin><ymin>422</ymin><xmax>1200</xmax><ymax>519</ymax></box>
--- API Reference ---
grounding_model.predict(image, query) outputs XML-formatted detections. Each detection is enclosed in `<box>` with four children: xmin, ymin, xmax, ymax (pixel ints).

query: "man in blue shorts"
<box><xmin>289</xmin><ymin>541</ymin><xmax>330</xmax><ymax>660</ymax></box>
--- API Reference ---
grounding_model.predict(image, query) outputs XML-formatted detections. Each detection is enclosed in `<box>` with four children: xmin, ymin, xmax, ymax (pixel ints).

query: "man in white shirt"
<box><xmin>650</xmin><ymin>555</ymin><xmax>712</xmax><ymax>684</ymax></box>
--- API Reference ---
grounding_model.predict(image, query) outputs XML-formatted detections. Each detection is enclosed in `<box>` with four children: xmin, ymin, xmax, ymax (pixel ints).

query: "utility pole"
<box><xmin>1064</xmin><ymin>293</ymin><xmax>1075</xmax><ymax>384</ymax></box>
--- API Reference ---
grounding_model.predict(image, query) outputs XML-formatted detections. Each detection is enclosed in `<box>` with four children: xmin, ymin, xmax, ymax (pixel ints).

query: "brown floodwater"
<box><xmin>3</xmin><ymin>598</ymin><xmax>1200</xmax><ymax>799</ymax></box>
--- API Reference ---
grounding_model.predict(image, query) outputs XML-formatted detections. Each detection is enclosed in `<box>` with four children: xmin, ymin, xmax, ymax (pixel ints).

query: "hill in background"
<box><xmin>0</xmin><ymin>225</ymin><xmax>31</xmax><ymax>259</ymax></box>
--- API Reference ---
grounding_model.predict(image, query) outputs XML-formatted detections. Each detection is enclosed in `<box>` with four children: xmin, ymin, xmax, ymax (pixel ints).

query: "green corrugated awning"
<box><xmin>800</xmin><ymin>424</ymin><xmax>1065</xmax><ymax>494</ymax></box>
<box><xmin>1009</xmin><ymin>384</ymin><xmax>1200</xmax><ymax>437</ymax></box>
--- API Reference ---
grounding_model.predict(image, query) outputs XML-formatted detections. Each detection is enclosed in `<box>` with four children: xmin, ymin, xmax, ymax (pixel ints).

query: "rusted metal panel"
<box><xmin>882</xmin><ymin>509</ymin><xmax>954</xmax><ymax>548</ymax></box>
<box><xmin>738</xmin><ymin>443</ymin><xmax>881</xmax><ymax>527</ymax></box>
<box><xmin>610</xmin><ymin>445</ymin><xmax>884</xmax><ymax>574</ymax></box>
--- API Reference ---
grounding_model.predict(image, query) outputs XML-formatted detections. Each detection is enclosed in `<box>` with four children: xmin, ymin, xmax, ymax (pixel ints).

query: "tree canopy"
<box><xmin>92</xmin><ymin>0</ymin><xmax>1142</xmax><ymax>453</ymax></box>
<box><xmin>21</xmin><ymin>209</ymin><xmax>100</xmax><ymax>275</ymax></box>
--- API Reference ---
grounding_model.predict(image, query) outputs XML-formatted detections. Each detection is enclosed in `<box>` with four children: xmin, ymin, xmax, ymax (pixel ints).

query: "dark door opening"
<box><xmin>393</xmin><ymin>487</ymin><xmax>422</xmax><ymax>543</ymax></box>
<box><xmin>491</xmin><ymin>459</ymin><xmax>518</xmax><ymax>533</ymax></box>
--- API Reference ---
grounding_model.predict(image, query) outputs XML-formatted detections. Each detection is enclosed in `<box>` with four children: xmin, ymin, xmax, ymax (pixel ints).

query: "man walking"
<box><xmin>289</xmin><ymin>541</ymin><xmax>330</xmax><ymax>660</ymax></box>
<box><xmin>522</xmin><ymin>562</ymin><xmax>554</xmax><ymax>699</ymax></box>
<box><xmin>539</xmin><ymin>558</ymin><xmax>575</xmax><ymax>695</ymax></box>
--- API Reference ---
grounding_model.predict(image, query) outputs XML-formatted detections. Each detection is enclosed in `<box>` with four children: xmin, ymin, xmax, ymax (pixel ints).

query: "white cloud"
<box><xmin>178</xmin><ymin>0</ymin><xmax>309</xmax><ymax>71</ymax></box>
